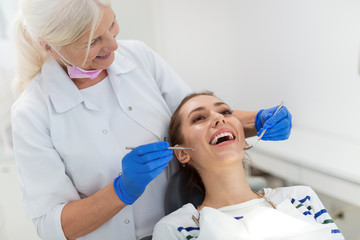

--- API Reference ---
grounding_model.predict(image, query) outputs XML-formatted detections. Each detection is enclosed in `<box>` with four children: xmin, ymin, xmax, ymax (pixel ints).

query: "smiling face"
<box><xmin>174</xmin><ymin>95</ymin><xmax>247</xmax><ymax>172</ymax></box>
<box><xmin>51</xmin><ymin>5</ymin><xmax>119</xmax><ymax>71</ymax></box>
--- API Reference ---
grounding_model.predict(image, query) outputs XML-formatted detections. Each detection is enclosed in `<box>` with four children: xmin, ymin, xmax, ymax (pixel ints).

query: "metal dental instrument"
<box><xmin>243</xmin><ymin>145</ymin><xmax>253</xmax><ymax>150</ymax></box>
<box><xmin>254</xmin><ymin>101</ymin><xmax>284</xmax><ymax>147</ymax></box>
<box><xmin>125</xmin><ymin>146</ymin><xmax>196</xmax><ymax>151</ymax></box>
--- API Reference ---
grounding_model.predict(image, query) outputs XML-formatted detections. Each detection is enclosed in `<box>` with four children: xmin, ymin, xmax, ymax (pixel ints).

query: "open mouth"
<box><xmin>209</xmin><ymin>131</ymin><xmax>236</xmax><ymax>145</ymax></box>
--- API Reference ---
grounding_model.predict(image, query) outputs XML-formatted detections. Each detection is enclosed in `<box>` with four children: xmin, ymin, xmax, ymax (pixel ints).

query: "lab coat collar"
<box><xmin>45</xmin><ymin>51</ymin><xmax>136</xmax><ymax>113</ymax></box>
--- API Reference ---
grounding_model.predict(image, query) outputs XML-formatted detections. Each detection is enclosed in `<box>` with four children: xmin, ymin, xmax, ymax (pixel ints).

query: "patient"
<box><xmin>152</xmin><ymin>91</ymin><xmax>344</xmax><ymax>240</ymax></box>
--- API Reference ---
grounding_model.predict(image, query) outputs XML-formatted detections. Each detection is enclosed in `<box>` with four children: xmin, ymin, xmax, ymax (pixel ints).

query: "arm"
<box><xmin>233</xmin><ymin>110</ymin><xmax>258</xmax><ymax>138</ymax></box>
<box><xmin>12</xmin><ymin>101</ymin><xmax>127</xmax><ymax>239</ymax></box>
<box><xmin>61</xmin><ymin>184</ymin><xmax>126</xmax><ymax>240</ymax></box>
<box><xmin>63</xmin><ymin>141</ymin><xmax>173</xmax><ymax>239</ymax></box>
<box><xmin>307</xmin><ymin>188</ymin><xmax>345</xmax><ymax>240</ymax></box>
<box><xmin>12</xmin><ymin>88</ymin><xmax>172</xmax><ymax>239</ymax></box>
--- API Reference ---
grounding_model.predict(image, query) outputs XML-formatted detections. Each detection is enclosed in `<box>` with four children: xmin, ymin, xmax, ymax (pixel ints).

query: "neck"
<box><xmin>72</xmin><ymin>70</ymin><xmax>107</xmax><ymax>89</ymax></box>
<box><xmin>57</xmin><ymin>60</ymin><xmax>107</xmax><ymax>89</ymax></box>
<box><xmin>199</xmin><ymin>163</ymin><xmax>259</xmax><ymax>210</ymax></box>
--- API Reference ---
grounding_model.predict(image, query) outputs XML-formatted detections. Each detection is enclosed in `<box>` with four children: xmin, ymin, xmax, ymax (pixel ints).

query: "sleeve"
<box><xmin>11</xmin><ymin>88</ymin><xmax>80</xmax><ymax>239</ymax></box>
<box><xmin>33</xmin><ymin>204</ymin><xmax>67</xmax><ymax>240</ymax></box>
<box><xmin>134</xmin><ymin>40</ymin><xmax>192</xmax><ymax>113</ymax></box>
<box><xmin>152</xmin><ymin>222</ymin><xmax>186</xmax><ymax>240</ymax></box>
<box><xmin>307</xmin><ymin>187</ymin><xmax>345</xmax><ymax>240</ymax></box>
<box><xmin>290</xmin><ymin>186</ymin><xmax>345</xmax><ymax>240</ymax></box>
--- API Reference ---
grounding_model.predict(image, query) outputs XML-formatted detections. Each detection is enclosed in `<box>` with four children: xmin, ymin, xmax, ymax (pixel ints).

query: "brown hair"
<box><xmin>169</xmin><ymin>91</ymin><xmax>215</xmax><ymax>193</ymax></box>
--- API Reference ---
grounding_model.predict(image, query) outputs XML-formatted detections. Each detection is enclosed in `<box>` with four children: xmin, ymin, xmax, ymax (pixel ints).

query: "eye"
<box><xmin>220</xmin><ymin>108</ymin><xmax>233</xmax><ymax>116</ymax></box>
<box><xmin>191</xmin><ymin>114</ymin><xmax>206</xmax><ymax>123</ymax></box>
<box><xmin>90</xmin><ymin>39</ymin><xmax>98</xmax><ymax>46</ymax></box>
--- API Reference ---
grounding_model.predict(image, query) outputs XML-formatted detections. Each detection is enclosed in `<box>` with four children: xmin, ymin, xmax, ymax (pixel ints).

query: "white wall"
<box><xmin>112</xmin><ymin>0</ymin><xmax>156</xmax><ymax>47</ymax></box>
<box><xmin>147</xmin><ymin>0</ymin><xmax>360</xmax><ymax>142</ymax></box>
<box><xmin>112</xmin><ymin>0</ymin><xmax>360</xmax><ymax>181</ymax></box>
<box><xmin>111</xmin><ymin>0</ymin><xmax>360</xmax><ymax>221</ymax></box>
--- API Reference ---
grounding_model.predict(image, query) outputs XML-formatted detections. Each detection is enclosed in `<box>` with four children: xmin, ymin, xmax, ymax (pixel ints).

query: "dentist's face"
<box><xmin>177</xmin><ymin>95</ymin><xmax>247</xmax><ymax>171</ymax></box>
<box><xmin>53</xmin><ymin>5</ymin><xmax>119</xmax><ymax>70</ymax></box>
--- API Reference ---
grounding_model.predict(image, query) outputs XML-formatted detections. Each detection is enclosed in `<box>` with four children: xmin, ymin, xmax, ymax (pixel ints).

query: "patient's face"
<box><xmin>177</xmin><ymin>95</ymin><xmax>246</xmax><ymax>171</ymax></box>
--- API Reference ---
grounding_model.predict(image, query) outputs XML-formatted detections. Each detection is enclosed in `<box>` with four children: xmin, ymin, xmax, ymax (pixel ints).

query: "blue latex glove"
<box><xmin>114</xmin><ymin>141</ymin><xmax>173</xmax><ymax>205</ymax></box>
<box><xmin>255</xmin><ymin>105</ymin><xmax>292</xmax><ymax>141</ymax></box>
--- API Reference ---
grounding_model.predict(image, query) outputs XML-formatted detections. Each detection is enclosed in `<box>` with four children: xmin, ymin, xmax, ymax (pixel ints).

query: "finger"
<box><xmin>140</xmin><ymin>149</ymin><xmax>174</xmax><ymax>164</ymax></box>
<box><xmin>135</xmin><ymin>141</ymin><xmax>170</xmax><ymax>155</ymax></box>
<box><xmin>261</xmin><ymin>123</ymin><xmax>292</xmax><ymax>140</ymax></box>
<box><xmin>141</xmin><ymin>161</ymin><xmax>170</xmax><ymax>184</ymax></box>
<box><xmin>262</xmin><ymin>107</ymin><xmax>290</xmax><ymax>129</ymax></box>
<box><xmin>141</xmin><ymin>155</ymin><xmax>173</xmax><ymax>174</ymax></box>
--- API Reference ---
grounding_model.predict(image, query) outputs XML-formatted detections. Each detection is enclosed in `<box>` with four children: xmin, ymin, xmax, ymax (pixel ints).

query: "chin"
<box><xmin>217</xmin><ymin>151</ymin><xmax>244</xmax><ymax>162</ymax></box>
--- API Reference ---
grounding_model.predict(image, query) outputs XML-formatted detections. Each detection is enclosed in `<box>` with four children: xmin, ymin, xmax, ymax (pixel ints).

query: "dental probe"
<box><xmin>125</xmin><ymin>146</ymin><xmax>196</xmax><ymax>151</ymax></box>
<box><xmin>254</xmin><ymin>101</ymin><xmax>284</xmax><ymax>147</ymax></box>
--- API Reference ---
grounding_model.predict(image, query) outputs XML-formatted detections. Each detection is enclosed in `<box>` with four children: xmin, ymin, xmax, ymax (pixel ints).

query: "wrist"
<box><xmin>254</xmin><ymin>110</ymin><xmax>264</xmax><ymax>132</ymax></box>
<box><xmin>113</xmin><ymin>176</ymin><xmax>137</xmax><ymax>205</ymax></box>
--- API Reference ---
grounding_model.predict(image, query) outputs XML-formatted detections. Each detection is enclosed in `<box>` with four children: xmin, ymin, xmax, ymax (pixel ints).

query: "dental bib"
<box><xmin>196</xmin><ymin>199</ymin><xmax>331</xmax><ymax>240</ymax></box>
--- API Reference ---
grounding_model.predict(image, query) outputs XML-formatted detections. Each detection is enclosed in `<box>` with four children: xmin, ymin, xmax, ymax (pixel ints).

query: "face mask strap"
<box><xmin>48</xmin><ymin>44</ymin><xmax>74</xmax><ymax>67</ymax></box>
<box><xmin>48</xmin><ymin>43</ymin><xmax>103</xmax><ymax>79</ymax></box>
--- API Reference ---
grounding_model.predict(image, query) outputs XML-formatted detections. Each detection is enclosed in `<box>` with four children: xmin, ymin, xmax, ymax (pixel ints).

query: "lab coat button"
<box><xmin>124</xmin><ymin>219</ymin><xmax>130</xmax><ymax>224</ymax></box>
<box><xmin>128</xmin><ymin>106</ymin><xmax>132</xmax><ymax>111</ymax></box>
<box><xmin>103</xmin><ymin>130</ymin><xmax>108</xmax><ymax>134</ymax></box>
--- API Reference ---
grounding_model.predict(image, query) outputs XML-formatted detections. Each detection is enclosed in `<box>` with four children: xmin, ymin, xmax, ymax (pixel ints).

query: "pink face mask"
<box><xmin>51</xmin><ymin>45</ymin><xmax>103</xmax><ymax>79</ymax></box>
<box><xmin>66</xmin><ymin>65</ymin><xmax>103</xmax><ymax>79</ymax></box>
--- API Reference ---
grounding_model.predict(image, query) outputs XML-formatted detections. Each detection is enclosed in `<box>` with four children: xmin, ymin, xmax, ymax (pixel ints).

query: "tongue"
<box><xmin>216</xmin><ymin>136</ymin><xmax>229</xmax><ymax>145</ymax></box>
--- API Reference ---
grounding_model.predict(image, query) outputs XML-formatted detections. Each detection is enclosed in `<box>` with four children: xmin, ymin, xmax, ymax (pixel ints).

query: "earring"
<box><xmin>182</xmin><ymin>164</ymin><xmax>186</xmax><ymax>168</ymax></box>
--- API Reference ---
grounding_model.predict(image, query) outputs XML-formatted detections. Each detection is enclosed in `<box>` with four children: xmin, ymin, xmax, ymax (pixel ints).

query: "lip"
<box><xmin>96</xmin><ymin>52</ymin><xmax>112</xmax><ymax>60</ymax></box>
<box><xmin>209</xmin><ymin>128</ymin><xmax>236</xmax><ymax>147</ymax></box>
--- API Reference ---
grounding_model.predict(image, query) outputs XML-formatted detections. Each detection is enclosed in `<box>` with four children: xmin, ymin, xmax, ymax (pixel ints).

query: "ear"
<box><xmin>38</xmin><ymin>38</ymin><xmax>54</xmax><ymax>54</ymax></box>
<box><xmin>174</xmin><ymin>145</ymin><xmax>191</xmax><ymax>164</ymax></box>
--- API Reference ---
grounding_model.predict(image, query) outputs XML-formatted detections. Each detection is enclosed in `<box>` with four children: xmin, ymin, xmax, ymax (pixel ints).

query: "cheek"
<box><xmin>184</xmin><ymin>125</ymin><xmax>205</xmax><ymax>148</ymax></box>
<box><xmin>87</xmin><ymin>47</ymin><xmax>101</xmax><ymax>59</ymax></box>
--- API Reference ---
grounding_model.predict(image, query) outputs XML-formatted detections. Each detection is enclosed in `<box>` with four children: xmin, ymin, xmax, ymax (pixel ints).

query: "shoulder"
<box><xmin>11</xmin><ymin>76</ymin><xmax>49</xmax><ymax>120</ymax></box>
<box><xmin>264</xmin><ymin>185</ymin><xmax>317</xmax><ymax>205</ymax></box>
<box><xmin>156</xmin><ymin>203</ymin><xmax>197</xmax><ymax>227</ymax></box>
<box><xmin>153</xmin><ymin>203</ymin><xmax>199</xmax><ymax>239</ymax></box>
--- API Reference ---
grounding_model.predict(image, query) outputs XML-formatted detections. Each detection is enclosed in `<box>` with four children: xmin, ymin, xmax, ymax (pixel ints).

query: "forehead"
<box><xmin>74</xmin><ymin>6</ymin><xmax>114</xmax><ymax>44</ymax></box>
<box><xmin>180</xmin><ymin>95</ymin><xmax>223</xmax><ymax>116</ymax></box>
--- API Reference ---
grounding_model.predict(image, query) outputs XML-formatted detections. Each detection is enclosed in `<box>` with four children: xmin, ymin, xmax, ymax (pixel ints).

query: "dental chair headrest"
<box><xmin>164</xmin><ymin>170</ymin><xmax>204</xmax><ymax>215</ymax></box>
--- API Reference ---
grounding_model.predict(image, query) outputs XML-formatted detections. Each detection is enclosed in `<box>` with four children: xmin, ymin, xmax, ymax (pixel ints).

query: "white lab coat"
<box><xmin>11</xmin><ymin>40</ymin><xmax>191</xmax><ymax>240</ymax></box>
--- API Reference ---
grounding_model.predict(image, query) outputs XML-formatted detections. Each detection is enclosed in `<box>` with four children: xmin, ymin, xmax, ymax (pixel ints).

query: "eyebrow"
<box><xmin>187</xmin><ymin>102</ymin><xmax>228</xmax><ymax>118</ymax></box>
<box><xmin>85</xmin><ymin>14</ymin><xmax>116</xmax><ymax>45</ymax></box>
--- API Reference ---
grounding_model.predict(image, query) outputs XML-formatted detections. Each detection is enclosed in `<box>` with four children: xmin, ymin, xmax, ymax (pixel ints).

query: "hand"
<box><xmin>254</xmin><ymin>105</ymin><xmax>292</xmax><ymax>141</ymax></box>
<box><xmin>113</xmin><ymin>141</ymin><xmax>173</xmax><ymax>205</ymax></box>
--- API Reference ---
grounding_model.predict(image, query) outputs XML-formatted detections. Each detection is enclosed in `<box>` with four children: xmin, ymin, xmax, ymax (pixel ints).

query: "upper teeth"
<box><xmin>211</xmin><ymin>132</ymin><xmax>234</xmax><ymax>145</ymax></box>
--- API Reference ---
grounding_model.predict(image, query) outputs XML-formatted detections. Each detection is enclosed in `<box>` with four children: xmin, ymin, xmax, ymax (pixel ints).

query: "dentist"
<box><xmin>11</xmin><ymin>0</ymin><xmax>292</xmax><ymax>239</ymax></box>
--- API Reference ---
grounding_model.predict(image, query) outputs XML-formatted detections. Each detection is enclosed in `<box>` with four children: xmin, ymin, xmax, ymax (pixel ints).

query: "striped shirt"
<box><xmin>153</xmin><ymin>186</ymin><xmax>344</xmax><ymax>240</ymax></box>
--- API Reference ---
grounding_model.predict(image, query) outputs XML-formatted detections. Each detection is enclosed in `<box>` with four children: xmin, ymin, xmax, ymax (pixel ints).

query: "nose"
<box><xmin>211</xmin><ymin>112</ymin><xmax>226</xmax><ymax>128</ymax></box>
<box><xmin>103</xmin><ymin>27</ymin><xmax>119</xmax><ymax>52</ymax></box>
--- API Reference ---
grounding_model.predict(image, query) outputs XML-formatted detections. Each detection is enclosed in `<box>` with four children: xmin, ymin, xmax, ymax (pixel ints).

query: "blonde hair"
<box><xmin>12</xmin><ymin>0</ymin><xmax>111</xmax><ymax>92</ymax></box>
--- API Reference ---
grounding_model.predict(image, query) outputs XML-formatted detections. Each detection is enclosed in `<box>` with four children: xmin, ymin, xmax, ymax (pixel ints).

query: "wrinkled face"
<box><xmin>54</xmin><ymin>5</ymin><xmax>119</xmax><ymax>70</ymax></box>
<box><xmin>176</xmin><ymin>95</ymin><xmax>247</xmax><ymax>171</ymax></box>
